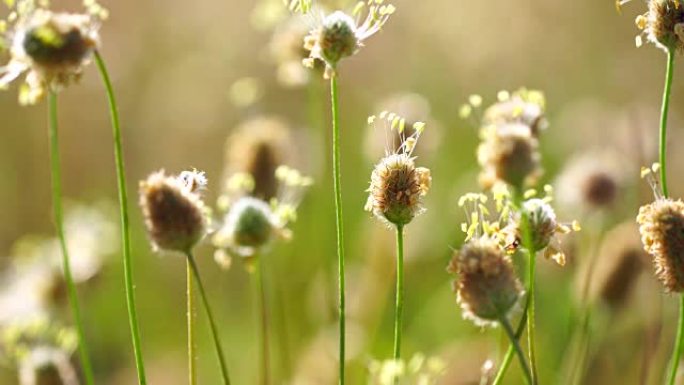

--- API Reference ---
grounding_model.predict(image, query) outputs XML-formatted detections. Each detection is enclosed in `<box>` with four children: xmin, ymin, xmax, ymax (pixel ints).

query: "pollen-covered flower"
<box><xmin>447</xmin><ymin>236</ymin><xmax>523</xmax><ymax>327</ymax></box>
<box><xmin>477</xmin><ymin>122</ymin><xmax>542</xmax><ymax>190</ymax></box>
<box><xmin>303</xmin><ymin>0</ymin><xmax>395</xmax><ymax>77</ymax></box>
<box><xmin>628</xmin><ymin>0</ymin><xmax>684</xmax><ymax>52</ymax></box>
<box><xmin>365</xmin><ymin>112</ymin><xmax>431</xmax><ymax>227</ymax></box>
<box><xmin>0</xmin><ymin>1</ymin><xmax>107</xmax><ymax>105</ymax></box>
<box><xmin>213</xmin><ymin>166</ymin><xmax>312</xmax><ymax>264</ymax></box>
<box><xmin>367</xmin><ymin>353</ymin><xmax>446</xmax><ymax>385</ymax></box>
<box><xmin>637</xmin><ymin>197</ymin><xmax>684</xmax><ymax>292</ymax></box>
<box><xmin>139</xmin><ymin>170</ymin><xmax>209</xmax><ymax>254</ymax></box>
<box><xmin>482</xmin><ymin>88</ymin><xmax>548</xmax><ymax>137</ymax></box>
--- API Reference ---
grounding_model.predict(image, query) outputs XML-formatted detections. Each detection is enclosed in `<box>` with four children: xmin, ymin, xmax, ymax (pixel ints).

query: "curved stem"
<box><xmin>667</xmin><ymin>295</ymin><xmax>684</xmax><ymax>385</ymax></box>
<box><xmin>659</xmin><ymin>48</ymin><xmax>674</xmax><ymax>199</ymax></box>
<box><xmin>187</xmin><ymin>260</ymin><xmax>196</xmax><ymax>385</ymax></box>
<box><xmin>47</xmin><ymin>91</ymin><xmax>95</xmax><ymax>385</ymax></box>
<box><xmin>255</xmin><ymin>258</ymin><xmax>271</xmax><ymax>385</ymax></box>
<box><xmin>492</xmin><ymin>296</ymin><xmax>530</xmax><ymax>385</ymax></box>
<box><xmin>330</xmin><ymin>74</ymin><xmax>346</xmax><ymax>385</ymax></box>
<box><xmin>499</xmin><ymin>315</ymin><xmax>533</xmax><ymax>385</ymax></box>
<box><xmin>393</xmin><ymin>225</ymin><xmax>405</xmax><ymax>366</ymax></box>
<box><xmin>93</xmin><ymin>50</ymin><xmax>147</xmax><ymax>384</ymax></box>
<box><xmin>186</xmin><ymin>252</ymin><xmax>232</xmax><ymax>385</ymax></box>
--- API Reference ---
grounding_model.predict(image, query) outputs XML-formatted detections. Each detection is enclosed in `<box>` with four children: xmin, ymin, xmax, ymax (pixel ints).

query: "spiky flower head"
<box><xmin>447</xmin><ymin>236</ymin><xmax>523</xmax><ymax>327</ymax></box>
<box><xmin>637</xmin><ymin>197</ymin><xmax>684</xmax><ymax>292</ymax></box>
<box><xmin>139</xmin><ymin>169</ymin><xmax>209</xmax><ymax>254</ymax></box>
<box><xmin>477</xmin><ymin>122</ymin><xmax>542</xmax><ymax>190</ymax></box>
<box><xmin>303</xmin><ymin>0</ymin><xmax>395</xmax><ymax>77</ymax></box>
<box><xmin>365</xmin><ymin>112</ymin><xmax>431</xmax><ymax>227</ymax></box>
<box><xmin>627</xmin><ymin>0</ymin><xmax>684</xmax><ymax>53</ymax></box>
<box><xmin>0</xmin><ymin>0</ymin><xmax>108</xmax><ymax>105</ymax></box>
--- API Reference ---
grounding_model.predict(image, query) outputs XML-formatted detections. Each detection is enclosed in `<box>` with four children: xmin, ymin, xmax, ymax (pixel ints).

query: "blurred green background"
<box><xmin>1</xmin><ymin>0</ymin><xmax>684</xmax><ymax>383</ymax></box>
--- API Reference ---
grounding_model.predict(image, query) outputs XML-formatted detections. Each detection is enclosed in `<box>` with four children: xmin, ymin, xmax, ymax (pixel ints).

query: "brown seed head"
<box><xmin>366</xmin><ymin>153</ymin><xmax>431</xmax><ymax>226</ymax></box>
<box><xmin>639</xmin><ymin>0</ymin><xmax>684</xmax><ymax>52</ymax></box>
<box><xmin>139</xmin><ymin>170</ymin><xmax>207</xmax><ymax>253</ymax></box>
<box><xmin>448</xmin><ymin>237</ymin><xmax>523</xmax><ymax>326</ymax></box>
<box><xmin>637</xmin><ymin>198</ymin><xmax>684</xmax><ymax>292</ymax></box>
<box><xmin>477</xmin><ymin>123</ymin><xmax>541</xmax><ymax>190</ymax></box>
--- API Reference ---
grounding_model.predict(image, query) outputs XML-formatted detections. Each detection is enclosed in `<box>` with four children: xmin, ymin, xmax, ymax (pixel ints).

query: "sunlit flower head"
<box><xmin>270</xmin><ymin>15</ymin><xmax>323</xmax><ymax>87</ymax></box>
<box><xmin>365</xmin><ymin>112</ymin><xmax>431</xmax><ymax>227</ymax></box>
<box><xmin>0</xmin><ymin>0</ymin><xmax>108</xmax><ymax>105</ymax></box>
<box><xmin>139</xmin><ymin>169</ymin><xmax>209</xmax><ymax>254</ymax></box>
<box><xmin>367</xmin><ymin>353</ymin><xmax>446</xmax><ymax>385</ymax></box>
<box><xmin>622</xmin><ymin>0</ymin><xmax>684</xmax><ymax>53</ymax></box>
<box><xmin>481</xmin><ymin>88</ymin><xmax>547</xmax><ymax>137</ymax></box>
<box><xmin>303</xmin><ymin>0</ymin><xmax>395</xmax><ymax>77</ymax></box>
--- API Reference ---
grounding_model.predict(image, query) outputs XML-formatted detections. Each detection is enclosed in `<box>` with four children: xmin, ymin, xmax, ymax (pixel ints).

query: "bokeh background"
<box><xmin>1</xmin><ymin>0</ymin><xmax>684</xmax><ymax>383</ymax></box>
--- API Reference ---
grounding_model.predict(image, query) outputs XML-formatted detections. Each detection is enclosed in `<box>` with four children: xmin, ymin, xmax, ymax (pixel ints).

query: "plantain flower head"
<box><xmin>626</xmin><ymin>0</ymin><xmax>684</xmax><ymax>53</ymax></box>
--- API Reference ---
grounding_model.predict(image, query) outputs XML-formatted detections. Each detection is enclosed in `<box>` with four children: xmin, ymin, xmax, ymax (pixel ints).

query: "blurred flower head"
<box><xmin>365</xmin><ymin>112</ymin><xmax>431</xmax><ymax>227</ymax></box>
<box><xmin>367</xmin><ymin>353</ymin><xmax>446</xmax><ymax>385</ymax></box>
<box><xmin>0</xmin><ymin>0</ymin><xmax>107</xmax><ymax>105</ymax></box>
<box><xmin>139</xmin><ymin>169</ymin><xmax>209</xmax><ymax>254</ymax></box>
<box><xmin>303</xmin><ymin>0</ymin><xmax>395</xmax><ymax>77</ymax></box>
<box><xmin>270</xmin><ymin>15</ymin><xmax>323</xmax><ymax>87</ymax></box>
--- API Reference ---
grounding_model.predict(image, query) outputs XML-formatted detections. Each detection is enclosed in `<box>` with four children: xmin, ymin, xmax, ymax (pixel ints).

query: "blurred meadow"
<box><xmin>1</xmin><ymin>0</ymin><xmax>684</xmax><ymax>384</ymax></box>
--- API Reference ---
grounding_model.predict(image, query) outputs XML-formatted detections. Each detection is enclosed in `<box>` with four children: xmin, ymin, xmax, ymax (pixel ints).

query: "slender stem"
<box><xmin>47</xmin><ymin>92</ymin><xmax>95</xmax><ymax>385</ymax></box>
<box><xmin>499</xmin><ymin>315</ymin><xmax>533</xmax><ymax>385</ymax></box>
<box><xmin>330</xmin><ymin>74</ymin><xmax>346</xmax><ymax>385</ymax></box>
<box><xmin>570</xmin><ymin>311</ymin><xmax>592</xmax><ymax>385</ymax></box>
<box><xmin>667</xmin><ymin>295</ymin><xmax>684</xmax><ymax>385</ymax></box>
<box><xmin>93</xmin><ymin>50</ymin><xmax>147</xmax><ymax>384</ymax></box>
<box><xmin>186</xmin><ymin>252</ymin><xmax>232</xmax><ymax>385</ymax></box>
<box><xmin>254</xmin><ymin>258</ymin><xmax>271</xmax><ymax>385</ymax></box>
<box><xmin>492</xmin><ymin>297</ymin><xmax>530</xmax><ymax>385</ymax></box>
<box><xmin>187</xmin><ymin>260</ymin><xmax>197</xmax><ymax>385</ymax></box>
<box><xmin>393</xmin><ymin>225</ymin><xmax>405</xmax><ymax>364</ymax></box>
<box><xmin>526</xmin><ymin>246</ymin><xmax>538</xmax><ymax>384</ymax></box>
<box><xmin>659</xmin><ymin>48</ymin><xmax>674</xmax><ymax>199</ymax></box>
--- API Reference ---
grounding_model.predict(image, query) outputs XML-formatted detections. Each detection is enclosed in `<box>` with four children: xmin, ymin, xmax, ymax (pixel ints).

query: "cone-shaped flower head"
<box><xmin>629</xmin><ymin>0</ymin><xmax>684</xmax><ymax>53</ymax></box>
<box><xmin>477</xmin><ymin>123</ymin><xmax>541</xmax><ymax>190</ymax></box>
<box><xmin>365</xmin><ymin>113</ymin><xmax>431</xmax><ymax>227</ymax></box>
<box><xmin>447</xmin><ymin>236</ymin><xmax>523</xmax><ymax>327</ymax></box>
<box><xmin>637</xmin><ymin>197</ymin><xmax>684</xmax><ymax>292</ymax></box>
<box><xmin>139</xmin><ymin>170</ymin><xmax>208</xmax><ymax>254</ymax></box>
<box><xmin>0</xmin><ymin>1</ymin><xmax>108</xmax><ymax>104</ymax></box>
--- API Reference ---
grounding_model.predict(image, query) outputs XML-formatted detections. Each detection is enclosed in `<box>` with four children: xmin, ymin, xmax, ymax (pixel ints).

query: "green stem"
<box><xmin>47</xmin><ymin>91</ymin><xmax>95</xmax><ymax>385</ymax></box>
<box><xmin>186</xmin><ymin>252</ymin><xmax>232</xmax><ymax>385</ymax></box>
<box><xmin>499</xmin><ymin>315</ymin><xmax>533</xmax><ymax>385</ymax></box>
<box><xmin>93</xmin><ymin>50</ymin><xmax>147</xmax><ymax>384</ymax></box>
<box><xmin>330</xmin><ymin>74</ymin><xmax>346</xmax><ymax>385</ymax></box>
<box><xmin>255</xmin><ymin>258</ymin><xmax>271</xmax><ymax>385</ymax></box>
<box><xmin>526</xmin><ymin>246</ymin><xmax>538</xmax><ymax>384</ymax></box>
<box><xmin>667</xmin><ymin>295</ymin><xmax>684</xmax><ymax>385</ymax></box>
<box><xmin>393</xmin><ymin>225</ymin><xmax>405</xmax><ymax>364</ymax></box>
<box><xmin>187</xmin><ymin>260</ymin><xmax>196</xmax><ymax>385</ymax></box>
<box><xmin>659</xmin><ymin>48</ymin><xmax>674</xmax><ymax>199</ymax></box>
<box><xmin>492</xmin><ymin>297</ymin><xmax>530</xmax><ymax>385</ymax></box>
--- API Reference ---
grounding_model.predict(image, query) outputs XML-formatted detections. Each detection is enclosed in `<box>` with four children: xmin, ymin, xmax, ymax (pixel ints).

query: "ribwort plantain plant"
<box><xmin>300</xmin><ymin>2</ymin><xmax>395</xmax><ymax>383</ymax></box>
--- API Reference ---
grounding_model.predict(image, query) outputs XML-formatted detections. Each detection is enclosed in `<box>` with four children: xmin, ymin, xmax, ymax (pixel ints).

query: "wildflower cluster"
<box><xmin>0</xmin><ymin>0</ymin><xmax>108</xmax><ymax>104</ymax></box>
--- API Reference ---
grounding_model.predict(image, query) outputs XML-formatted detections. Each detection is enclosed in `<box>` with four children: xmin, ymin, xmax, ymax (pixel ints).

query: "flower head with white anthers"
<box><xmin>0</xmin><ymin>0</ymin><xmax>108</xmax><ymax>104</ymax></box>
<box><xmin>302</xmin><ymin>0</ymin><xmax>395</xmax><ymax>77</ymax></box>
<box><xmin>213</xmin><ymin>166</ymin><xmax>312</xmax><ymax>267</ymax></box>
<box><xmin>365</xmin><ymin>112</ymin><xmax>431</xmax><ymax>227</ymax></box>
<box><xmin>619</xmin><ymin>0</ymin><xmax>684</xmax><ymax>53</ymax></box>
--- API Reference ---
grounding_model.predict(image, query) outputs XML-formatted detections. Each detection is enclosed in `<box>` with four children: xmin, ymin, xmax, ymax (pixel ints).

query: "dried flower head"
<box><xmin>365</xmin><ymin>112</ymin><xmax>431</xmax><ymax>227</ymax></box>
<box><xmin>637</xmin><ymin>197</ymin><xmax>684</xmax><ymax>292</ymax></box>
<box><xmin>213</xmin><ymin>166</ymin><xmax>312</xmax><ymax>263</ymax></box>
<box><xmin>139</xmin><ymin>170</ymin><xmax>209</xmax><ymax>254</ymax></box>
<box><xmin>303</xmin><ymin>0</ymin><xmax>395</xmax><ymax>77</ymax></box>
<box><xmin>447</xmin><ymin>236</ymin><xmax>523</xmax><ymax>327</ymax></box>
<box><xmin>627</xmin><ymin>0</ymin><xmax>684</xmax><ymax>52</ymax></box>
<box><xmin>581</xmin><ymin>221</ymin><xmax>647</xmax><ymax>308</ymax></box>
<box><xmin>0</xmin><ymin>0</ymin><xmax>107</xmax><ymax>104</ymax></box>
<box><xmin>224</xmin><ymin>116</ymin><xmax>293</xmax><ymax>201</ymax></box>
<box><xmin>477</xmin><ymin>122</ymin><xmax>542</xmax><ymax>190</ymax></box>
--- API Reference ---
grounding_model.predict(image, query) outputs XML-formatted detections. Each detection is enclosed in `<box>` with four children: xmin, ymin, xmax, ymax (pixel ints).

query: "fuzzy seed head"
<box><xmin>520</xmin><ymin>198</ymin><xmax>558</xmax><ymax>251</ymax></box>
<box><xmin>637</xmin><ymin>198</ymin><xmax>684</xmax><ymax>292</ymax></box>
<box><xmin>478</xmin><ymin>123</ymin><xmax>541</xmax><ymax>190</ymax></box>
<box><xmin>139</xmin><ymin>170</ymin><xmax>207</xmax><ymax>253</ymax></box>
<box><xmin>366</xmin><ymin>153</ymin><xmax>431</xmax><ymax>226</ymax></box>
<box><xmin>316</xmin><ymin>11</ymin><xmax>358</xmax><ymax>67</ymax></box>
<box><xmin>447</xmin><ymin>237</ymin><xmax>523</xmax><ymax>326</ymax></box>
<box><xmin>638</xmin><ymin>0</ymin><xmax>684</xmax><ymax>52</ymax></box>
<box><xmin>213</xmin><ymin>197</ymin><xmax>279</xmax><ymax>258</ymax></box>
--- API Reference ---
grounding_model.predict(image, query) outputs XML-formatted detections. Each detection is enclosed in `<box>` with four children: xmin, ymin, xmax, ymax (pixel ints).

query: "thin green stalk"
<box><xmin>492</xmin><ymin>297</ymin><xmax>530</xmax><ymax>385</ymax></box>
<box><xmin>393</xmin><ymin>225</ymin><xmax>405</xmax><ymax>364</ymax></box>
<box><xmin>186</xmin><ymin>252</ymin><xmax>232</xmax><ymax>385</ymax></box>
<box><xmin>47</xmin><ymin>91</ymin><xmax>95</xmax><ymax>385</ymax></box>
<box><xmin>526</xmin><ymin>245</ymin><xmax>538</xmax><ymax>384</ymax></box>
<box><xmin>499</xmin><ymin>315</ymin><xmax>533</xmax><ymax>385</ymax></box>
<box><xmin>93</xmin><ymin>50</ymin><xmax>147</xmax><ymax>384</ymax></box>
<box><xmin>330</xmin><ymin>73</ymin><xmax>346</xmax><ymax>385</ymax></box>
<box><xmin>667</xmin><ymin>295</ymin><xmax>684</xmax><ymax>385</ymax></box>
<box><xmin>659</xmin><ymin>48</ymin><xmax>674</xmax><ymax>199</ymax></box>
<box><xmin>255</xmin><ymin>258</ymin><xmax>271</xmax><ymax>385</ymax></box>
<box><xmin>187</xmin><ymin>260</ymin><xmax>196</xmax><ymax>385</ymax></box>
